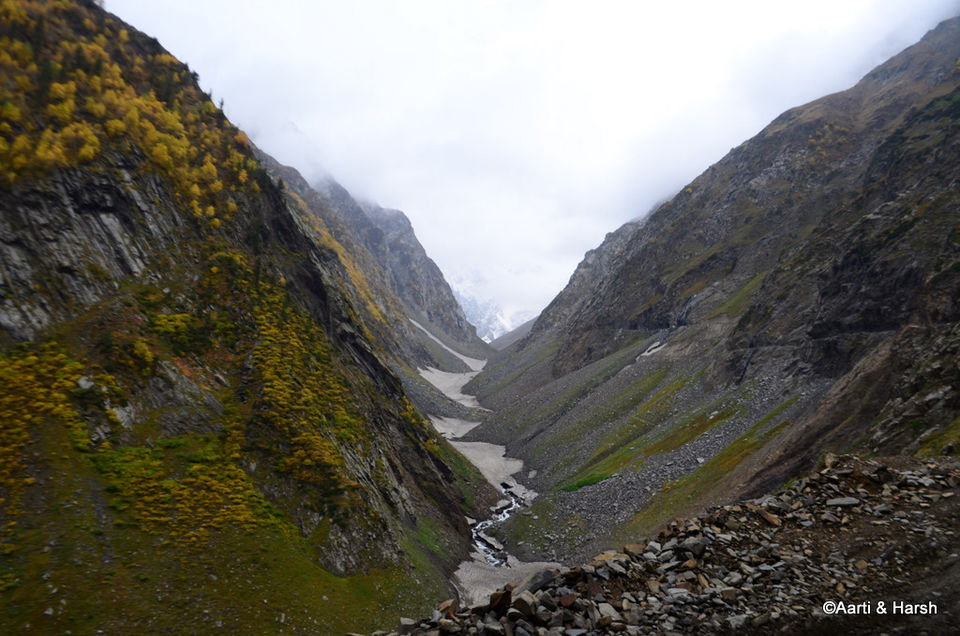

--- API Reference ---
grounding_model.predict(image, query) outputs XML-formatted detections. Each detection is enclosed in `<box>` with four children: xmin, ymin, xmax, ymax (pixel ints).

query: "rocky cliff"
<box><xmin>254</xmin><ymin>151</ymin><xmax>490</xmax><ymax>370</ymax></box>
<box><xmin>0</xmin><ymin>1</ymin><xmax>492</xmax><ymax>632</ymax></box>
<box><xmin>467</xmin><ymin>15</ymin><xmax>960</xmax><ymax>564</ymax></box>
<box><xmin>363</xmin><ymin>203</ymin><xmax>487</xmax><ymax>353</ymax></box>
<box><xmin>252</xmin><ymin>150</ymin><xmax>493</xmax><ymax>421</ymax></box>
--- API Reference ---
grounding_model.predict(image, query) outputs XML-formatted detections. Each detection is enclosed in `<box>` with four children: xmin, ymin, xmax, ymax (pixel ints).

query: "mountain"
<box><xmin>452</xmin><ymin>287</ymin><xmax>514</xmax><ymax>342</ymax></box>
<box><xmin>360</xmin><ymin>203</ymin><xmax>486</xmax><ymax>354</ymax></box>
<box><xmin>252</xmin><ymin>151</ymin><xmax>493</xmax><ymax>419</ymax></box>
<box><xmin>253</xmin><ymin>150</ymin><xmax>491</xmax><ymax>363</ymax></box>
<box><xmin>0</xmin><ymin>2</ymin><xmax>494</xmax><ymax>632</ymax></box>
<box><xmin>466</xmin><ymin>15</ymin><xmax>960</xmax><ymax>563</ymax></box>
<box><xmin>488</xmin><ymin>317</ymin><xmax>536</xmax><ymax>352</ymax></box>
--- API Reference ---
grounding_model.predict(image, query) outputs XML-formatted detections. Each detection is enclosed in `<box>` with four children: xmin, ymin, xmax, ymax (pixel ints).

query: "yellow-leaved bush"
<box><xmin>0</xmin><ymin>0</ymin><xmax>261</xmax><ymax>231</ymax></box>
<box><xmin>0</xmin><ymin>344</ymin><xmax>85</xmax><ymax>553</ymax></box>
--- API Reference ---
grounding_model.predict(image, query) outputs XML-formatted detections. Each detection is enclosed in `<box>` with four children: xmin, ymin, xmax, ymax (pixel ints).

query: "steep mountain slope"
<box><xmin>253</xmin><ymin>152</ymin><xmax>493</xmax><ymax>422</ymax></box>
<box><xmin>489</xmin><ymin>317</ymin><xmax>536</xmax><ymax>351</ymax></box>
<box><xmin>468</xmin><ymin>16</ymin><xmax>960</xmax><ymax>563</ymax></box>
<box><xmin>0</xmin><ymin>2</ymin><xmax>492</xmax><ymax>632</ymax></box>
<box><xmin>361</xmin><ymin>203</ymin><xmax>486</xmax><ymax>353</ymax></box>
<box><xmin>257</xmin><ymin>153</ymin><xmax>490</xmax><ymax>365</ymax></box>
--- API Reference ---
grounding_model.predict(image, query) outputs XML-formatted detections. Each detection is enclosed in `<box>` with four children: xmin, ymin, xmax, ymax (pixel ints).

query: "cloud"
<box><xmin>107</xmin><ymin>0</ymin><xmax>960</xmax><ymax>324</ymax></box>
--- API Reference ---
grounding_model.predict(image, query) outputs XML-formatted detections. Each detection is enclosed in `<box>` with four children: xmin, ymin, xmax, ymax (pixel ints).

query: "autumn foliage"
<box><xmin>0</xmin><ymin>0</ymin><xmax>259</xmax><ymax>231</ymax></box>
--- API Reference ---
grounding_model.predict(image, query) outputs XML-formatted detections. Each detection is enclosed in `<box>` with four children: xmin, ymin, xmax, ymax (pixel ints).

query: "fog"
<box><xmin>107</xmin><ymin>0</ymin><xmax>960</xmax><ymax>326</ymax></box>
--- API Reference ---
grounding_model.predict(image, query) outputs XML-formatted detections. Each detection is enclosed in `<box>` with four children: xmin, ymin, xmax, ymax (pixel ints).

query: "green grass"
<box><xmin>916</xmin><ymin>415</ymin><xmax>960</xmax><ymax>456</ymax></box>
<box><xmin>549</xmin><ymin>365</ymin><xmax>673</xmax><ymax>457</ymax></box>
<box><xmin>559</xmin><ymin>385</ymin><xmax>745</xmax><ymax>494</ymax></box>
<box><xmin>2</xmin><ymin>427</ymin><xmax>452</xmax><ymax>635</ymax></box>
<box><xmin>413</xmin><ymin>517</ymin><xmax>443</xmax><ymax>556</ymax></box>
<box><xmin>557</xmin><ymin>370</ymin><xmax>686</xmax><ymax>491</ymax></box>
<box><xmin>560</xmin><ymin>473</ymin><xmax>609</xmax><ymax>492</ymax></box>
<box><xmin>709</xmin><ymin>270</ymin><xmax>769</xmax><ymax>318</ymax></box>
<box><xmin>638</xmin><ymin>401</ymin><xmax>740</xmax><ymax>458</ymax></box>
<box><xmin>613</xmin><ymin>395</ymin><xmax>797</xmax><ymax>542</ymax></box>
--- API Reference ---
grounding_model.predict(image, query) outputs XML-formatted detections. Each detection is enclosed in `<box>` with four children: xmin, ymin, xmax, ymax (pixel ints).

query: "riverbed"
<box><xmin>413</xmin><ymin>321</ymin><xmax>558</xmax><ymax>605</ymax></box>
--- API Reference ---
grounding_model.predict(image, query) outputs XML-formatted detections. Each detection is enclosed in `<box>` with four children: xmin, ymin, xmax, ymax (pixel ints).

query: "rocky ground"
<box><xmin>355</xmin><ymin>454</ymin><xmax>960</xmax><ymax>635</ymax></box>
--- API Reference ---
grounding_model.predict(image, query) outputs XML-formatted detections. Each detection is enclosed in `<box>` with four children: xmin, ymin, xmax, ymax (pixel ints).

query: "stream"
<box><xmin>469</xmin><ymin>484</ymin><xmax>523</xmax><ymax>566</ymax></box>
<box><xmin>410</xmin><ymin>320</ymin><xmax>559</xmax><ymax>606</ymax></box>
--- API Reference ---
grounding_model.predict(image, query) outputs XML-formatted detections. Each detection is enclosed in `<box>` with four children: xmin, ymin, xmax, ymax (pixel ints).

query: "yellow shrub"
<box><xmin>0</xmin><ymin>101</ymin><xmax>21</xmax><ymax>122</ymax></box>
<box><xmin>83</xmin><ymin>97</ymin><xmax>106</xmax><ymax>118</ymax></box>
<box><xmin>150</xmin><ymin>142</ymin><xmax>172</xmax><ymax>167</ymax></box>
<box><xmin>104</xmin><ymin>118</ymin><xmax>125</xmax><ymax>136</ymax></box>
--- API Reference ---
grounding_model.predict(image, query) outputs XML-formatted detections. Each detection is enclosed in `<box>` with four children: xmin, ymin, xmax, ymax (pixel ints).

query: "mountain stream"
<box><xmin>411</xmin><ymin>321</ymin><xmax>559</xmax><ymax>606</ymax></box>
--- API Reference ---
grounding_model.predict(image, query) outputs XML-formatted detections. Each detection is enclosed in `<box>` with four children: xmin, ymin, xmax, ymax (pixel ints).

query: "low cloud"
<box><xmin>108</xmin><ymin>0</ymin><xmax>960</xmax><ymax>323</ymax></box>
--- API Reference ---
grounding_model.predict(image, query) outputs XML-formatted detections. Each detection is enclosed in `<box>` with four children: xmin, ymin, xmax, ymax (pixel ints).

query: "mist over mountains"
<box><xmin>1</xmin><ymin>2</ymin><xmax>959</xmax><ymax>634</ymax></box>
<box><xmin>452</xmin><ymin>286</ymin><xmax>535</xmax><ymax>343</ymax></box>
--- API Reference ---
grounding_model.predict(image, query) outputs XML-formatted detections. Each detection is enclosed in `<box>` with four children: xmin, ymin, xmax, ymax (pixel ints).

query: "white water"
<box><xmin>415</xmin><ymin>325</ymin><xmax>558</xmax><ymax>605</ymax></box>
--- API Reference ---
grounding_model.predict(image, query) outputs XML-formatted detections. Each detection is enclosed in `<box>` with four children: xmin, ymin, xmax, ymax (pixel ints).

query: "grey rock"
<box><xmin>680</xmin><ymin>536</ymin><xmax>707</xmax><ymax>558</ymax></box>
<box><xmin>515</xmin><ymin>569</ymin><xmax>555</xmax><ymax>596</ymax></box>
<box><xmin>511</xmin><ymin>591</ymin><xmax>538</xmax><ymax>618</ymax></box>
<box><xmin>727</xmin><ymin>615</ymin><xmax>748</xmax><ymax>630</ymax></box>
<box><xmin>826</xmin><ymin>497</ymin><xmax>860</xmax><ymax>507</ymax></box>
<box><xmin>597</xmin><ymin>602</ymin><xmax>623</xmax><ymax>621</ymax></box>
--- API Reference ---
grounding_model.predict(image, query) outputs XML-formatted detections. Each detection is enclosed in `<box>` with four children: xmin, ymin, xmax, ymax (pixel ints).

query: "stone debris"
<box><xmin>362</xmin><ymin>455</ymin><xmax>960</xmax><ymax>635</ymax></box>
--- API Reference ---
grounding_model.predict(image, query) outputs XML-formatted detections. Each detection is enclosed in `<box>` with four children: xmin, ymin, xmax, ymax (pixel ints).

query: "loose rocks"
<box><xmin>362</xmin><ymin>455</ymin><xmax>960</xmax><ymax>635</ymax></box>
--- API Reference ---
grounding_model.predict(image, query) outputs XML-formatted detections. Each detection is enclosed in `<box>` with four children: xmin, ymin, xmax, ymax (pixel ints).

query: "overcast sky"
<box><xmin>107</xmin><ymin>0</ymin><xmax>959</xmax><ymax>326</ymax></box>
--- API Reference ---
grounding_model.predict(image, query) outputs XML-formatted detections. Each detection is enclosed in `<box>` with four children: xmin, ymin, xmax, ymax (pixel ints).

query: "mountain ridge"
<box><xmin>1</xmin><ymin>2</ymin><xmax>959</xmax><ymax>633</ymax></box>
<box><xmin>465</xmin><ymin>14</ymin><xmax>960</xmax><ymax>566</ymax></box>
<box><xmin>0</xmin><ymin>2</ymin><xmax>495</xmax><ymax>632</ymax></box>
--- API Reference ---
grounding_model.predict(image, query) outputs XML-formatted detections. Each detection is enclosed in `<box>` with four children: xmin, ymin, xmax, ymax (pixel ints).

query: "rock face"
<box><xmin>0</xmin><ymin>2</ymin><xmax>493</xmax><ymax>633</ymax></box>
<box><xmin>254</xmin><ymin>151</ymin><xmax>491</xmax><ymax>371</ymax></box>
<box><xmin>366</xmin><ymin>455</ymin><xmax>960</xmax><ymax>635</ymax></box>
<box><xmin>467</xmin><ymin>16</ymin><xmax>960</xmax><ymax>562</ymax></box>
<box><xmin>253</xmin><ymin>150</ymin><xmax>493</xmax><ymax>426</ymax></box>
<box><xmin>363</xmin><ymin>204</ymin><xmax>484</xmax><ymax>351</ymax></box>
<box><xmin>454</xmin><ymin>288</ymin><xmax>521</xmax><ymax>344</ymax></box>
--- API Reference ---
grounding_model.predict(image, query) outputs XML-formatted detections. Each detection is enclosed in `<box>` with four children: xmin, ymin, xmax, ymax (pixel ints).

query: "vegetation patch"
<box><xmin>412</xmin><ymin>517</ymin><xmax>443</xmax><ymax>556</ymax></box>
<box><xmin>0</xmin><ymin>0</ymin><xmax>260</xmax><ymax>233</ymax></box>
<box><xmin>915</xmin><ymin>415</ymin><xmax>960</xmax><ymax>456</ymax></box>
<box><xmin>90</xmin><ymin>436</ymin><xmax>284</xmax><ymax>550</ymax></box>
<box><xmin>557</xmin><ymin>369</ymin><xmax>683</xmax><ymax>491</ymax></box>
<box><xmin>0</xmin><ymin>344</ymin><xmax>86</xmax><ymax>553</ymax></box>
<box><xmin>537</xmin><ymin>345</ymin><xmax>665</xmax><ymax>456</ymax></box>
<box><xmin>710</xmin><ymin>270</ymin><xmax>769</xmax><ymax>318</ymax></box>
<box><xmin>639</xmin><ymin>399</ymin><xmax>741</xmax><ymax>457</ymax></box>
<box><xmin>616</xmin><ymin>395</ymin><xmax>797</xmax><ymax>541</ymax></box>
<box><xmin>560</xmin><ymin>472</ymin><xmax>609</xmax><ymax>492</ymax></box>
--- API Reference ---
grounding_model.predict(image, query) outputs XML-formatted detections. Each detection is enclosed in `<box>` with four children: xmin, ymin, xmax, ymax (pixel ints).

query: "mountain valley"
<box><xmin>0</xmin><ymin>2</ymin><xmax>959</xmax><ymax>634</ymax></box>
